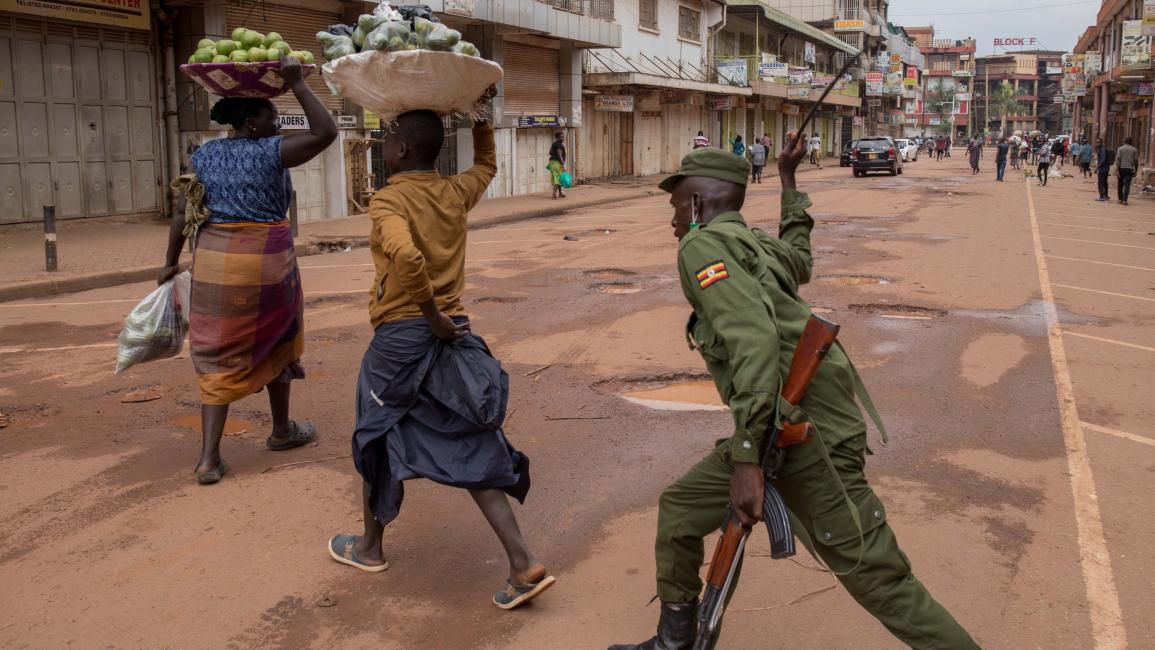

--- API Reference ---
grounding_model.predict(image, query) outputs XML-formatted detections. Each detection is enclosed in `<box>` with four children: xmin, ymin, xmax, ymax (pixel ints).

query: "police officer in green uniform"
<box><xmin>609</xmin><ymin>137</ymin><xmax>979</xmax><ymax>650</ymax></box>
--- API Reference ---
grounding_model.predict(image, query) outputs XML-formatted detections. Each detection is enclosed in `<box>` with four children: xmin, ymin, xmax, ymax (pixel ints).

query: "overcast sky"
<box><xmin>888</xmin><ymin>0</ymin><xmax>1102</xmax><ymax>56</ymax></box>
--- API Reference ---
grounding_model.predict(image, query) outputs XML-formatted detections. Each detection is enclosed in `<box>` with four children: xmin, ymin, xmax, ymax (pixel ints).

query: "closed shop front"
<box><xmin>503</xmin><ymin>41</ymin><xmax>560</xmax><ymax>118</ymax></box>
<box><xmin>581</xmin><ymin>96</ymin><xmax>633</xmax><ymax>178</ymax></box>
<box><xmin>663</xmin><ymin>103</ymin><xmax>703</xmax><ymax>172</ymax></box>
<box><xmin>0</xmin><ymin>13</ymin><xmax>160</xmax><ymax>224</ymax></box>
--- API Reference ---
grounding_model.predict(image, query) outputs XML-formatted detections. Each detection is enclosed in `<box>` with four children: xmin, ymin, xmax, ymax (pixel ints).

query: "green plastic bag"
<box><xmin>559</xmin><ymin>170</ymin><xmax>573</xmax><ymax>189</ymax></box>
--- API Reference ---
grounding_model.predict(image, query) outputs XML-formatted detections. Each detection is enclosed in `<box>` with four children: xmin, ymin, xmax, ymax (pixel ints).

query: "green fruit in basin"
<box><xmin>192</xmin><ymin>48</ymin><xmax>215</xmax><ymax>63</ymax></box>
<box><xmin>216</xmin><ymin>39</ymin><xmax>238</xmax><ymax>55</ymax></box>
<box><xmin>299</xmin><ymin>50</ymin><xmax>315</xmax><ymax>64</ymax></box>
<box><xmin>231</xmin><ymin>27</ymin><xmax>246</xmax><ymax>42</ymax></box>
<box><xmin>268</xmin><ymin>41</ymin><xmax>292</xmax><ymax>56</ymax></box>
<box><xmin>263</xmin><ymin>32</ymin><xmax>283</xmax><ymax>47</ymax></box>
<box><xmin>240</xmin><ymin>30</ymin><xmax>264</xmax><ymax>49</ymax></box>
<box><xmin>197</xmin><ymin>38</ymin><xmax>216</xmax><ymax>50</ymax></box>
<box><xmin>212</xmin><ymin>54</ymin><xmax>230</xmax><ymax>63</ymax></box>
<box><xmin>248</xmin><ymin>47</ymin><xmax>268</xmax><ymax>62</ymax></box>
<box><xmin>229</xmin><ymin>49</ymin><xmax>250</xmax><ymax>62</ymax></box>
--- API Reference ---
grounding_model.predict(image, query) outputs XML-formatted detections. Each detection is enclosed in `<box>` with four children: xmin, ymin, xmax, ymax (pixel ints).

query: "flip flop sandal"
<box><xmin>327</xmin><ymin>534</ymin><xmax>389</xmax><ymax>573</ymax></box>
<box><xmin>492</xmin><ymin>575</ymin><xmax>556</xmax><ymax>610</ymax></box>
<box><xmin>195</xmin><ymin>460</ymin><xmax>229</xmax><ymax>485</ymax></box>
<box><xmin>266</xmin><ymin>420</ymin><xmax>316</xmax><ymax>451</ymax></box>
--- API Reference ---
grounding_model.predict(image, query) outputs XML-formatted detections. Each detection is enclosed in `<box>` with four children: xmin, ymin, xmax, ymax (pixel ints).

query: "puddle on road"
<box><xmin>170</xmin><ymin>415</ymin><xmax>254</xmax><ymax>436</ymax></box>
<box><xmin>817</xmin><ymin>274</ymin><xmax>893</xmax><ymax>285</ymax></box>
<box><xmin>591</xmin><ymin>282</ymin><xmax>642</xmax><ymax>295</ymax></box>
<box><xmin>622</xmin><ymin>380</ymin><xmax>727</xmax><ymax>411</ymax></box>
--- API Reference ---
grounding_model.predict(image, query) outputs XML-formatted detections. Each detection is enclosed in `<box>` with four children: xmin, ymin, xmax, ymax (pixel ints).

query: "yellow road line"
<box><xmin>1045</xmin><ymin>255</ymin><xmax>1155</xmax><ymax>273</ymax></box>
<box><xmin>1051</xmin><ymin>283</ymin><xmax>1155</xmax><ymax>303</ymax></box>
<box><xmin>1026</xmin><ymin>179</ymin><xmax>1127</xmax><ymax>648</ymax></box>
<box><xmin>1082</xmin><ymin>422</ymin><xmax>1155</xmax><ymax>449</ymax></box>
<box><xmin>1042</xmin><ymin>236</ymin><xmax>1155</xmax><ymax>251</ymax></box>
<box><xmin>1037</xmin><ymin>222</ymin><xmax>1146</xmax><ymax>234</ymax></box>
<box><xmin>1064</xmin><ymin>331</ymin><xmax>1155</xmax><ymax>353</ymax></box>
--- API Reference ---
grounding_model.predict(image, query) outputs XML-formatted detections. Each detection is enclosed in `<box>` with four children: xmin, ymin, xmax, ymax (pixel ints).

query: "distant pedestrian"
<box><xmin>995</xmin><ymin>138</ymin><xmax>1009</xmax><ymax>181</ymax></box>
<box><xmin>1094</xmin><ymin>139</ymin><xmax>1112</xmax><ymax>201</ymax></box>
<box><xmin>1076</xmin><ymin>137</ymin><xmax>1092</xmax><ymax>177</ymax></box>
<box><xmin>968</xmin><ymin>139</ymin><xmax>981</xmax><ymax>175</ymax></box>
<box><xmin>1009</xmin><ymin>139</ymin><xmax>1020</xmax><ymax>170</ymax></box>
<box><xmin>1036</xmin><ymin>144</ymin><xmax>1053</xmax><ymax>187</ymax></box>
<box><xmin>748</xmin><ymin>139</ymin><xmax>767</xmax><ymax>183</ymax></box>
<box><xmin>761</xmin><ymin>133</ymin><xmax>774</xmax><ymax>158</ymax></box>
<box><xmin>945</xmin><ymin>137</ymin><xmax>952</xmax><ymax>157</ymax></box>
<box><xmin>1116</xmin><ymin>137</ymin><xmax>1139</xmax><ymax>206</ymax></box>
<box><xmin>692</xmin><ymin>130</ymin><xmax>710</xmax><ymax>149</ymax></box>
<box><xmin>548</xmin><ymin>131</ymin><xmax>567</xmax><ymax>199</ymax></box>
<box><xmin>935</xmin><ymin>137</ymin><xmax>946</xmax><ymax>161</ymax></box>
<box><xmin>730</xmin><ymin>135</ymin><xmax>745</xmax><ymax>156</ymax></box>
<box><xmin>1051</xmin><ymin>139</ymin><xmax>1065</xmax><ymax>170</ymax></box>
<box><xmin>809</xmin><ymin>132</ymin><xmax>822</xmax><ymax>168</ymax></box>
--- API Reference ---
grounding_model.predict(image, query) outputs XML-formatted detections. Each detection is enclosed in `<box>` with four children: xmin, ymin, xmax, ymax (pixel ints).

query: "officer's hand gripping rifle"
<box><xmin>693</xmin><ymin>314</ymin><xmax>841</xmax><ymax>650</ymax></box>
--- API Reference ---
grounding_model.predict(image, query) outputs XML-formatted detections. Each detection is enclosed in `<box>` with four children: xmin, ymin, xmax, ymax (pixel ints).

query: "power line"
<box><xmin>890</xmin><ymin>0</ymin><xmax>1096</xmax><ymax>18</ymax></box>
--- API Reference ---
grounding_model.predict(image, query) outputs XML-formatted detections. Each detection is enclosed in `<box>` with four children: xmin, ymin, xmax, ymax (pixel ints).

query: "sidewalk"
<box><xmin>0</xmin><ymin>177</ymin><xmax>662</xmax><ymax>303</ymax></box>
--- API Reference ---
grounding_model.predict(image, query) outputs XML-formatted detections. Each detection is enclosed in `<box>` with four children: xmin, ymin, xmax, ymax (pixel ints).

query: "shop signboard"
<box><xmin>594</xmin><ymin>95</ymin><xmax>635</xmax><ymax>112</ymax></box>
<box><xmin>788</xmin><ymin>67</ymin><xmax>813</xmax><ymax>86</ymax></box>
<box><xmin>1045</xmin><ymin>66</ymin><xmax>1063</xmax><ymax>75</ymax></box>
<box><xmin>788</xmin><ymin>85</ymin><xmax>811</xmax><ymax>98</ymax></box>
<box><xmin>1122</xmin><ymin>20</ymin><xmax>1152</xmax><ymax>67</ymax></box>
<box><xmin>905</xmin><ymin>66</ymin><xmax>918</xmax><ymax>87</ymax></box>
<box><xmin>278</xmin><ymin>114</ymin><xmax>310</xmax><ymax>130</ymax></box>
<box><xmin>517</xmin><ymin>115</ymin><xmax>565</xmax><ymax>127</ymax></box>
<box><xmin>834</xmin><ymin>20</ymin><xmax>864</xmax><ymax>32</ymax></box>
<box><xmin>952</xmin><ymin>70</ymin><xmax>973</xmax><ymax>77</ymax></box>
<box><xmin>811</xmin><ymin>74</ymin><xmax>835</xmax><ymax>89</ymax></box>
<box><xmin>885</xmin><ymin>72</ymin><xmax>903</xmax><ymax>94</ymax></box>
<box><xmin>717</xmin><ymin>59</ymin><xmax>748</xmax><ymax>86</ymax></box>
<box><xmin>1062</xmin><ymin>53</ymin><xmax>1084</xmax><ymax>75</ymax></box>
<box><xmin>956</xmin><ymin>93</ymin><xmax>972</xmax><ymax>102</ymax></box>
<box><xmin>904</xmin><ymin>101</ymin><xmax>916</xmax><ymax>114</ymax></box>
<box><xmin>1084</xmin><ymin>51</ymin><xmax>1102</xmax><ymax>74</ymax></box>
<box><xmin>337</xmin><ymin>115</ymin><xmax>359</xmax><ymax>129</ymax></box>
<box><xmin>853</xmin><ymin>116</ymin><xmax>863</xmax><ymax>126</ymax></box>
<box><xmin>867</xmin><ymin>98</ymin><xmax>882</xmax><ymax>107</ymax></box>
<box><xmin>866</xmin><ymin>71</ymin><xmax>884</xmax><ymax>97</ymax></box>
<box><xmin>905</xmin><ymin>118</ymin><xmax>918</xmax><ymax>126</ymax></box>
<box><xmin>759</xmin><ymin>62</ymin><xmax>788</xmax><ymax>79</ymax></box>
<box><xmin>1137</xmin><ymin>82</ymin><xmax>1155</xmax><ymax>96</ymax></box>
<box><xmin>444</xmin><ymin>0</ymin><xmax>475</xmax><ymax>17</ymax></box>
<box><xmin>363</xmin><ymin>111</ymin><xmax>381</xmax><ymax>130</ymax></box>
<box><xmin>0</xmin><ymin>0</ymin><xmax>150</xmax><ymax>30</ymax></box>
<box><xmin>804</xmin><ymin>42</ymin><xmax>816</xmax><ymax>64</ymax></box>
<box><xmin>707</xmin><ymin>96</ymin><xmax>734</xmax><ymax>111</ymax></box>
<box><xmin>836</xmin><ymin>106</ymin><xmax>856</xmax><ymax>116</ymax></box>
<box><xmin>1144</xmin><ymin>0</ymin><xmax>1155</xmax><ymax>37</ymax></box>
<box><xmin>929</xmin><ymin>117</ymin><xmax>942</xmax><ymax>126</ymax></box>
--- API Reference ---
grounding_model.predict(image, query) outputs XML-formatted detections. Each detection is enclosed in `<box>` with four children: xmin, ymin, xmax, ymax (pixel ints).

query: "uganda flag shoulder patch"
<box><xmin>696</xmin><ymin>260</ymin><xmax>729</xmax><ymax>289</ymax></box>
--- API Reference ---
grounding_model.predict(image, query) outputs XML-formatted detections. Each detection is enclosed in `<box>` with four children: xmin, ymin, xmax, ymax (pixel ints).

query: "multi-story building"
<box><xmin>883</xmin><ymin>23</ymin><xmax>924</xmax><ymax>140</ymax></box>
<box><xmin>1071</xmin><ymin>0</ymin><xmax>1154</xmax><ymax>171</ymax></box>
<box><xmin>973</xmin><ymin>51</ymin><xmax>1065</xmax><ymax>138</ymax></box>
<box><xmin>912</xmin><ymin>28</ymin><xmax>976</xmax><ymax>141</ymax></box>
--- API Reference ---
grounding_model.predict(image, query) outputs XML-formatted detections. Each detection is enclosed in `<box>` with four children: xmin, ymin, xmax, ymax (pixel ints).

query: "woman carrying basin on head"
<box><xmin>159</xmin><ymin>55</ymin><xmax>338</xmax><ymax>484</ymax></box>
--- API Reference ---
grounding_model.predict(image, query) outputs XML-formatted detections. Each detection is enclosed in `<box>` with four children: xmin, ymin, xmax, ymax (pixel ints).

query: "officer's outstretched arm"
<box><xmin>776</xmin><ymin>190</ymin><xmax>815</xmax><ymax>286</ymax></box>
<box><xmin>678</xmin><ymin>235</ymin><xmax>779</xmax><ymax>465</ymax></box>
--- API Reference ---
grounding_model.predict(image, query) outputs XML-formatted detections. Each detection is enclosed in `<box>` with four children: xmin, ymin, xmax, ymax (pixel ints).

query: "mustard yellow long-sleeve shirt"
<box><xmin>368</xmin><ymin>125</ymin><xmax>497</xmax><ymax>328</ymax></box>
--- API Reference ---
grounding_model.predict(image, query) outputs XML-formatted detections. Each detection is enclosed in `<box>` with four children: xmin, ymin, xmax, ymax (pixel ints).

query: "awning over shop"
<box><xmin>750</xmin><ymin>81</ymin><xmax>861</xmax><ymax>107</ymax></box>
<box><xmin>584</xmin><ymin>72</ymin><xmax>754</xmax><ymax>96</ymax></box>
<box><xmin>727</xmin><ymin>0</ymin><xmax>860</xmax><ymax>57</ymax></box>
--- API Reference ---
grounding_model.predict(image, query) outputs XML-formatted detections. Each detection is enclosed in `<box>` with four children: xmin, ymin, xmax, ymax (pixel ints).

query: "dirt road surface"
<box><xmin>1</xmin><ymin>154</ymin><xmax>1151</xmax><ymax>649</ymax></box>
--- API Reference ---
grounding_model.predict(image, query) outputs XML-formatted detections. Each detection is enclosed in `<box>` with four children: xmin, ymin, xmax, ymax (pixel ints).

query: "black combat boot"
<box><xmin>608</xmin><ymin>600</ymin><xmax>697</xmax><ymax>650</ymax></box>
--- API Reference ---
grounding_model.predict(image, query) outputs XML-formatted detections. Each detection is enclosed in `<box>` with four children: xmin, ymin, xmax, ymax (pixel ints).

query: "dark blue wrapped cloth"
<box><xmin>353</xmin><ymin>318</ymin><xmax>529</xmax><ymax>526</ymax></box>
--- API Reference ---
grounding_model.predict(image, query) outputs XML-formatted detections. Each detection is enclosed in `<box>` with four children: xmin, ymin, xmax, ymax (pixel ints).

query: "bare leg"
<box><xmin>350</xmin><ymin>481</ymin><xmax>387</xmax><ymax>565</ymax></box>
<box><xmin>197</xmin><ymin>403</ymin><xmax>229</xmax><ymax>473</ymax></box>
<box><xmin>470</xmin><ymin>488</ymin><xmax>545</xmax><ymax>583</ymax></box>
<box><xmin>265</xmin><ymin>380</ymin><xmax>295</xmax><ymax>442</ymax></box>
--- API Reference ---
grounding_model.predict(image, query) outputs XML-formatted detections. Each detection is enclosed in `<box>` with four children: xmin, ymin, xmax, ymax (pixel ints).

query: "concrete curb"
<box><xmin>0</xmin><ymin>188</ymin><xmax>660</xmax><ymax>303</ymax></box>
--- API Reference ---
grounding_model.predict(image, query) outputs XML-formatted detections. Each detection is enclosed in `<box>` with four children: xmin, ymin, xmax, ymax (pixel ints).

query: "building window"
<box><xmin>639</xmin><ymin>0</ymin><xmax>658</xmax><ymax>30</ymax></box>
<box><xmin>678</xmin><ymin>6</ymin><xmax>701</xmax><ymax>41</ymax></box>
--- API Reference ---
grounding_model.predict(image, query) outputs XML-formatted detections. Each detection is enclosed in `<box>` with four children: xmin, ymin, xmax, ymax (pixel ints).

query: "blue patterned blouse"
<box><xmin>191</xmin><ymin>135</ymin><xmax>292</xmax><ymax>223</ymax></box>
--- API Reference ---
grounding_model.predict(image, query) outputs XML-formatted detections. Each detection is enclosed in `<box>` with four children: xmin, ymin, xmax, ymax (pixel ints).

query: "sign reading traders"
<box><xmin>594</xmin><ymin>95</ymin><xmax>634</xmax><ymax>112</ymax></box>
<box><xmin>1</xmin><ymin>0</ymin><xmax>150</xmax><ymax>30</ymax></box>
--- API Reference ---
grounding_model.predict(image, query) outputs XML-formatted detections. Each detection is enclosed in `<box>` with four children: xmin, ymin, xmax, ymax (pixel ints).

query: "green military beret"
<box><xmin>659</xmin><ymin>148</ymin><xmax>751</xmax><ymax>193</ymax></box>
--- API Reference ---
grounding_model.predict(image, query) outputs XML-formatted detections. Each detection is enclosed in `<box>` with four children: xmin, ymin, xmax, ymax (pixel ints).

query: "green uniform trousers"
<box><xmin>655</xmin><ymin>434</ymin><xmax>979</xmax><ymax>649</ymax></box>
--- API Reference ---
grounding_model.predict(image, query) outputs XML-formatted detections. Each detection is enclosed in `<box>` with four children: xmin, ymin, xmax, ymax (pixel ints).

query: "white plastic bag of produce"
<box><xmin>114</xmin><ymin>271</ymin><xmax>191</xmax><ymax>374</ymax></box>
<box><xmin>322</xmin><ymin>49</ymin><xmax>503</xmax><ymax>122</ymax></box>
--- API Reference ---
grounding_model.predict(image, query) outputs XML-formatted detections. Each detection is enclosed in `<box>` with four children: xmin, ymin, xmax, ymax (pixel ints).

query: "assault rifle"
<box><xmin>693</xmin><ymin>314</ymin><xmax>841</xmax><ymax>650</ymax></box>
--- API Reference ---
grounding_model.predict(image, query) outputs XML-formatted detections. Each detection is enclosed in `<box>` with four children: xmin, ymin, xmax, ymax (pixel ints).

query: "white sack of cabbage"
<box><xmin>321</xmin><ymin>49</ymin><xmax>503</xmax><ymax>121</ymax></box>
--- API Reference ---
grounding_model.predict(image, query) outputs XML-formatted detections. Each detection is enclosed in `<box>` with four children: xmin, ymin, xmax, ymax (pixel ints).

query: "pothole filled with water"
<box><xmin>817</xmin><ymin>274</ymin><xmax>893</xmax><ymax>285</ymax></box>
<box><xmin>850</xmin><ymin>303</ymin><xmax>946</xmax><ymax>319</ymax></box>
<box><xmin>591</xmin><ymin>282</ymin><xmax>642</xmax><ymax>295</ymax></box>
<box><xmin>472</xmin><ymin>296</ymin><xmax>527</xmax><ymax>305</ymax></box>
<box><xmin>621</xmin><ymin>380</ymin><xmax>727</xmax><ymax>411</ymax></box>
<box><xmin>584</xmin><ymin>268</ymin><xmax>638</xmax><ymax>281</ymax></box>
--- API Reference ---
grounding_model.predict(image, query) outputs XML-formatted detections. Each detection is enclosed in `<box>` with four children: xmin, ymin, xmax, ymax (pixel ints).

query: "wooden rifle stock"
<box><xmin>695</xmin><ymin>314</ymin><xmax>842</xmax><ymax>649</ymax></box>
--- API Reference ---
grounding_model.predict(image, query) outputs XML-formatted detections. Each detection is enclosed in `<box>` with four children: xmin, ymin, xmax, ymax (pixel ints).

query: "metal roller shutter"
<box><xmin>503</xmin><ymin>42</ymin><xmax>559</xmax><ymax>116</ymax></box>
<box><xmin>226</xmin><ymin>3</ymin><xmax>342</xmax><ymax>113</ymax></box>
